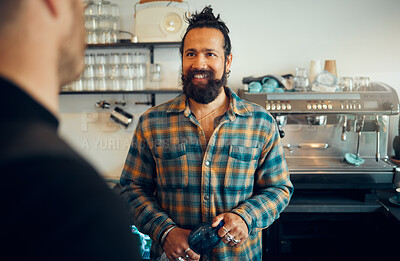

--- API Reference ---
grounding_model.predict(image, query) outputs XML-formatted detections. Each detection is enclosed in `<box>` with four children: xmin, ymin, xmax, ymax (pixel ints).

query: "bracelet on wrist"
<box><xmin>160</xmin><ymin>225</ymin><xmax>177</xmax><ymax>246</ymax></box>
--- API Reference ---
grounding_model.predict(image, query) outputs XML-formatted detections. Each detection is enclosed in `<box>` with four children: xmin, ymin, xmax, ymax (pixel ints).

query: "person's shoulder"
<box><xmin>236</xmin><ymin>96</ymin><xmax>274</xmax><ymax>121</ymax></box>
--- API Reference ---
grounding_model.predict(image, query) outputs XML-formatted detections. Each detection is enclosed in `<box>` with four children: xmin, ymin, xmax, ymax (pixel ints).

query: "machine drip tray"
<box><xmin>286</xmin><ymin>157</ymin><xmax>394</xmax><ymax>172</ymax></box>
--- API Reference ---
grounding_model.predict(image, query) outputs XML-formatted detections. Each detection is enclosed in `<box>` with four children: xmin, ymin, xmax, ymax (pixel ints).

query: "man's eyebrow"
<box><xmin>185</xmin><ymin>48</ymin><xmax>219</xmax><ymax>53</ymax></box>
<box><xmin>184</xmin><ymin>48</ymin><xmax>197</xmax><ymax>53</ymax></box>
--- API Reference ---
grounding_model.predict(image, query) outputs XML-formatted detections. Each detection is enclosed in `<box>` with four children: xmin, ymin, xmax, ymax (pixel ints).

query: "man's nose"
<box><xmin>191</xmin><ymin>55</ymin><xmax>207</xmax><ymax>70</ymax></box>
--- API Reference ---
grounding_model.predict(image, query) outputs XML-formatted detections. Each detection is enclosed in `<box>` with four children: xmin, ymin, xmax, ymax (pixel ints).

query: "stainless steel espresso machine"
<box><xmin>239</xmin><ymin>82</ymin><xmax>400</xmax><ymax>260</ymax></box>
<box><xmin>239</xmin><ymin>82</ymin><xmax>400</xmax><ymax>200</ymax></box>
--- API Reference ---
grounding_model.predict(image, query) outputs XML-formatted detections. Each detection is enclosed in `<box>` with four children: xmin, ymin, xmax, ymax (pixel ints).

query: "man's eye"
<box><xmin>186</xmin><ymin>53</ymin><xmax>195</xmax><ymax>57</ymax></box>
<box><xmin>207</xmin><ymin>53</ymin><xmax>216</xmax><ymax>57</ymax></box>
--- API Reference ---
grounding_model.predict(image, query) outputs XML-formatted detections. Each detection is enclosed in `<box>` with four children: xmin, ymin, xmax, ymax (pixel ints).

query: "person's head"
<box><xmin>180</xmin><ymin>6</ymin><xmax>233</xmax><ymax>104</ymax></box>
<box><xmin>0</xmin><ymin>0</ymin><xmax>86</xmax><ymax>89</ymax></box>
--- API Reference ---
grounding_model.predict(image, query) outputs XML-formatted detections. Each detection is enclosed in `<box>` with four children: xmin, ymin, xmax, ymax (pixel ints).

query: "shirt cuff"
<box><xmin>230</xmin><ymin>206</ymin><xmax>257</xmax><ymax>235</ymax></box>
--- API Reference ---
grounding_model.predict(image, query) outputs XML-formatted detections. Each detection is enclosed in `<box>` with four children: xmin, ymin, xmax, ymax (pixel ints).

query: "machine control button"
<box><xmin>276</xmin><ymin>104</ymin><xmax>281</xmax><ymax>110</ymax></box>
<box><xmin>346</xmin><ymin>104</ymin><xmax>349</xmax><ymax>109</ymax></box>
<box><xmin>287</xmin><ymin>104</ymin><xmax>292</xmax><ymax>110</ymax></box>
<box><xmin>358</xmin><ymin>104</ymin><xmax>362</xmax><ymax>109</ymax></box>
<box><xmin>312</xmin><ymin>104</ymin><xmax>317</xmax><ymax>110</ymax></box>
<box><xmin>307</xmin><ymin>104</ymin><xmax>312</xmax><ymax>110</ymax></box>
<box><xmin>328</xmin><ymin>104</ymin><xmax>333</xmax><ymax>110</ymax></box>
<box><xmin>282</xmin><ymin>104</ymin><xmax>287</xmax><ymax>110</ymax></box>
<box><xmin>322</xmin><ymin>104</ymin><xmax>327</xmax><ymax>110</ymax></box>
<box><xmin>317</xmin><ymin>104</ymin><xmax>322</xmax><ymax>110</ymax></box>
<box><xmin>271</xmin><ymin>104</ymin><xmax>276</xmax><ymax>110</ymax></box>
<box><xmin>266</xmin><ymin>104</ymin><xmax>271</xmax><ymax>110</ymax></box>
<box><xmin>341</xmin><ymin>104</ymin><xmax>344</xmax><ymax>109</ymax></box>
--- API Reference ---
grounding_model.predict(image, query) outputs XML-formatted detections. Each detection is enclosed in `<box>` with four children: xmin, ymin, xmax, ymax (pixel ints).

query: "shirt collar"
<box><xmin>166</xmin><ymin>87</ymin><xmax>252</xmax><ymax>120</ymax></box>
<box><xmin>2</xmin><ymin>76</ymin><xmax>59</xmax><ymax>129</ymax></box>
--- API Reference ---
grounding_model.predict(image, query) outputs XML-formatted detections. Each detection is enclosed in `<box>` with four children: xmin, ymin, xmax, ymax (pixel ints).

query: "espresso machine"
<box><xmin>239</xmin><ymin>82</ymin><xmax>400</xmax><ymax>200</ymax></box>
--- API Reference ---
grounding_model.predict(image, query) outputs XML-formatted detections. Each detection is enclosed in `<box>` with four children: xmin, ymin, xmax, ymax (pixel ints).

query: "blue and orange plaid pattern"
<box><xmin>120</xmin><ymin>87</ymin><xmax>293</xmax><ymax>260</ymax></box>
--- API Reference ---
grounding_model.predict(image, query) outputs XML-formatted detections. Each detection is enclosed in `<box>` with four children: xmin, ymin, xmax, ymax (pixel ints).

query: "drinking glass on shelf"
<box><xmin>132</xmin><ymin>52</ymin><xmax>146</xmax><ymax>79</ymax></box>
<box><xmin>354</xmin><ymin>77</ymin><xmax>370</xmax><ymax>91</ymax></box>
<box><xmin>150</xmin><ymin>63</ymin><xmax>162</xmax><ymax>82</ymax></box>
<box><xmin>121</xmin><ymin>52</ymin><xmax>133</xmax><ymax>65</ymax></box>
<box><xmin>96</xmin><ymin>78</ymin><xmax>107</xmax><ymax>91</ymax></box>
<box><xmin>110</xmin><ymin>3</ymin><xmax>120</xmax><ymax>43</ymax></box>
<box><xmin>294</xmin><ymin>68</ymin><xmax>309</xmax><ymax>92</ymax></box>
<box><xmin>108</xmin><ymin>53</ymin><xmax>120</xmax><ymax>65</ymax></box>
<box><xmin>86</xmin><ymin>30</ymin><xmax>98</xmax><ymax>44</ymax></box>
<box><xmin>133</xmin><ymin>78</ymin><xmax>144</xmax><ymax>90</ymax></box>
<box><xmin>85</xmin><ymin>16</ymin><xmax>98</xmax><ymax>31</ymax></box>
<box><xmin>85</xmin><ymin>2</ymin><xmax>98</xmax><ymax>17</ymax></box>
<box><xmin>71</xmin><ymin>78</ymin><xmax>83</xmax><ymax>91</ymax></box>
<box><xmin>98</xmin><ymin>1</ymin><xmax>111</xmax><ymax>30</ymax></box>
<box><xmin>85</xmin><ymin>54</ymin><xmax>96</xmax><ymax>65</ymax></box>
<box><xmin>98</xmin><ymin>1</ymin><xmax>112</xmax><ymax>44</ymax></box>
<box><xmin>339</xmin><ymin>77</ymin><xmax>353</xmax><ymax>92</ymax></box>
<box><xmin>83</xmin><ymin>64</ymin><xmax>95</xmax><ymax>91</ymax></box>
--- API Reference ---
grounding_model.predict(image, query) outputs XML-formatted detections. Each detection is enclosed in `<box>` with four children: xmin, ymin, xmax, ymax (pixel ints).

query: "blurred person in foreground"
<box><xmin>0</xmin><ymin>0</ymin><xmax>141</xmax><ymax>260</ymax></box>
<box><xmin>120</xmin><ymin>5</ymin><xmax>293</xmax><ymax>261</ymax></box>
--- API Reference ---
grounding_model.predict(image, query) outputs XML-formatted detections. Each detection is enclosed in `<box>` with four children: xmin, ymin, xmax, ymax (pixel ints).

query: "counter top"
<box><xmin>377</xmin><ymin>190</ymin><xmax>400</xmax><ymax>226</ymax></box>
<box><xmin>284</xmin><ymin>189</ymin><xmax>400</xmax><ymax>224</ymax></box>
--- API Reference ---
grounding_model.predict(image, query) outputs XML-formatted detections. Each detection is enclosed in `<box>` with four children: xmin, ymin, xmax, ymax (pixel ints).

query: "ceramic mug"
<box><xmin>248</xmin><ymin>81</ymin><xmax>262</xmax><ymax>93</ymax></box>
<box><xmin>262</xmin><ymin>77</ymin><xmax>279</xmax><ymax>89</ymax></box>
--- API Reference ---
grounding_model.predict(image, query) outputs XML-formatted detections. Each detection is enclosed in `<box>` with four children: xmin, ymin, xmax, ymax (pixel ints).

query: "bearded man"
<box><xmin>120</xmin><ymin>6</ymin><xmax>293</xmax><ymax>261</ymax></box>
<box><xmin>0</xmin><ymin>0</ymin><xmax>141</xmax><ymax>260</ymax></box>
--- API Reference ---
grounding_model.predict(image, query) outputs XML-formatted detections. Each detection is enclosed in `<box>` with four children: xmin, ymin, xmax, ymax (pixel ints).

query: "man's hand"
<box><xmin>163</xmin><ymin>227</ymin><xmax>200</xmax><ymax>261</ymax></box>
<box><xmin>212</xmin><ymin>213</ymin><xmax>249</xmax><ymax>247</ymax></box>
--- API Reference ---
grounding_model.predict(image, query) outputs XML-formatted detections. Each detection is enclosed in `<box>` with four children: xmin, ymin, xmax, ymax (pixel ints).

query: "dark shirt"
<box><xmin>0</xmin><ymin>77</ymin><xmax>142</xmax><ymax>260</ymax></box>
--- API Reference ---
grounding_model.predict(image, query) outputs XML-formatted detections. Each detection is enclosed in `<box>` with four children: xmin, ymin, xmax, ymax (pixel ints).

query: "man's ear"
<box><xmin>225</xmin><ymin>53</ymin><xmax>233</xmax><ymax>73</ymax></box>
<box><xmin>42</xmin><ymin>0</ymin><xmax>59</xmax><ymax>17</ymax></box>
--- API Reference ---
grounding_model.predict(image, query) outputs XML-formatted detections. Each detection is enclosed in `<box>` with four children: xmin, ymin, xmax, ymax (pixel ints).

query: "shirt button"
<box><xmin>204</xmin><ymin>195</ymin><xmax>209</xmax><ymax>200</ymax></box>
<box><xmin>205</xmin><ymin>161</ymin><xmax>210</xmax><ymax>167</ymax></box>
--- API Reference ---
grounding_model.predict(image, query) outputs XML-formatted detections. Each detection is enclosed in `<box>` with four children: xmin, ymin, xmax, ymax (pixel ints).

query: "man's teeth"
<box><xmin>194</xmin><ymin>74</ymin><xmax>207</xmax><ymax>79</ymax></box>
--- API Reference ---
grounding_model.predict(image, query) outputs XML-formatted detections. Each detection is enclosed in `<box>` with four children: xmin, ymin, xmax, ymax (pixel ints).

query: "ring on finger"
<box><xmin>222</xmin><ymin>226</ymin><xmax>229</xmax><ymax>234</ymax></box>
<box><xmin>175</xmin><ymin>257</ymin><xmax>185</xmax><ymax>261</ymax></box>
<box><xmin>184</xmin><ymin>247</ymin><xmax>191</xmax><ymax>254</ymax></box>
<box><xmin>232</xmin><ymin>238</ymin><xmax>241</xmax><ymax>244</ymax></box>
<box><xmin>224</xmin><ymin>233</ymin><xmax>234</xmax><ymax>242</ymax></box>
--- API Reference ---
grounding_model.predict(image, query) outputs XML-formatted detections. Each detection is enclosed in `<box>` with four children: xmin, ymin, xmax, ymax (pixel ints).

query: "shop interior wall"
<box><xmin>59</xmin><ymin>0</ymin><xmax>400</xmax><ymax>178</ymax></box>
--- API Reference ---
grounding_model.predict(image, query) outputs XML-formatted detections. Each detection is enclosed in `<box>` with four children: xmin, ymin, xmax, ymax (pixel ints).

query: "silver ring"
<box><xmin>232</xmin><ymin>238</ymin><xmax>241</xmax><ymax>244</ymax></box>
<box><xmin>184</xmin><ymin>247</ymin><xmax>191</xmax><ymax>254</ymax></box>
<box><xmin>175</xmin><ymin>257</ymin><xmax>185</xmax><ymax>261</ymax></box>
<box><xmin>224</xmin><ymin>233</ymin><xmax>234</xmax><ymax>242</ymax></box>
<box><xmin>222</xmin><ymin>226</ymin><xmax>229</xmax><ymax>234</ymax></box>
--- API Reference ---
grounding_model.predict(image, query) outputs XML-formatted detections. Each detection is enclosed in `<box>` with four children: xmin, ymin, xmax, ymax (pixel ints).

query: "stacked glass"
<box><xmin>85</xmin><ymin>1</ymin><xmax>120</xmax><ymax>44</ymax></box>
<box><xmin>63</xmin><ymin>52</ymin><xmax>147</xmax><ymax>92</ymax></box>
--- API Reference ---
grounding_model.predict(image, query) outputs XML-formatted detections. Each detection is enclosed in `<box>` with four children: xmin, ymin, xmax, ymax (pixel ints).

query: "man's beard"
<box><xmin>182</xmin><ymin>68</ymin><xmax>227</xmax><ymax>104</ymax></box>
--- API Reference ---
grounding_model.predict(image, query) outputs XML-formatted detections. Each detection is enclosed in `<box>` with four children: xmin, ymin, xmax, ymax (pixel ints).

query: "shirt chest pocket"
<box><xmin>154</xmin><ymin>144</ymin><xmax>188</xmax><ymax>189</ymax></box>
<box><xmin>224</xmin><ymin>145</ymin><xmax>260</xmax><ymax>191</ymax></box>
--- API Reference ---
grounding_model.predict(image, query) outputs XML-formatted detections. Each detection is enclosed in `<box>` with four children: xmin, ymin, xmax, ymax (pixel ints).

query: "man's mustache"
<box><xmin>183</xmin><ymin>69</ymin><xmax>222</xmax><ymax>85</ymax></box>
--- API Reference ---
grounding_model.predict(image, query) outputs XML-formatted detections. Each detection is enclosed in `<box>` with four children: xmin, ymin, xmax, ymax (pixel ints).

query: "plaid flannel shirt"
<box><xmin>120</xmin><ymin>87</ymin><xmax>293</xmax><ymax>260</ymax></box>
